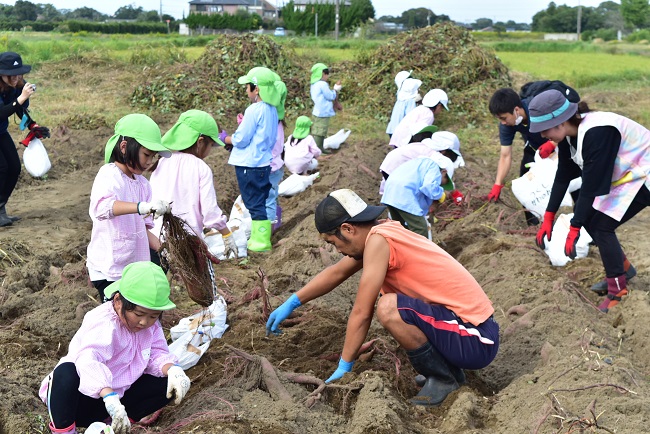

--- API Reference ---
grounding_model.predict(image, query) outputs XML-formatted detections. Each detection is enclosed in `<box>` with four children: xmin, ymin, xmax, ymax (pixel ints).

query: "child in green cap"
<box><xmin>149</xmin><ymin>109</ymin><xmax>238</xmax><ymax>259</ymax></box>
<box><xmin>284</xmin><ymin>115</ymin><xmax>322</xmax><ymax>175</ymax></box>
<box><xmin>39</xmin><ymin>261</ymin><xmax>191</xmax><ymax>434</ymax></box>
<box><xmin>86</xmin><ymin>114</ymin><xmax>173</xmax><ymax>301</ymax></box>
<box><xmin>221</xmin><ymin>67</ymin><xmax>284</xmax><ymax>252</ymax></box>
<box><xmin>310</xmin><ymin>63</ymin><xmax>342</xmax><ymax>153</ymax></box>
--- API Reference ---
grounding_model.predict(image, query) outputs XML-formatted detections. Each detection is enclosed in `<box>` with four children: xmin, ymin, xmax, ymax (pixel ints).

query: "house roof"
<box><xmin>294</xmin><ymin>0</ymin><xmax>351</xmax><ymax>5</ymax></box>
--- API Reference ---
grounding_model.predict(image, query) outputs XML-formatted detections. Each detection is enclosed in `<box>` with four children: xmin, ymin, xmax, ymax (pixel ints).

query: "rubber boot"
<box><xmin>0</xmin><ymin>202</ymin><xmax>13</xmax><ymax>227</ymax></box>
<box><xmin>49</xmin><ymin>421</ymin><xmax>77</xmax><ymax>434</ymax></box>
<box><xmin>598</xmin><ymin>275</ymin><xmax>628</xmax><ymax>313</ymax></box>
<box><xmin>0</xmin><ymin>202</ymin><xmax>19</xmax><ymax>222</ymax></box>
<box><xmin>591</xmin><ymin>260</ymin><xmax>636</xmax><ymax>296</ymax></box>
<box><xmin>407</xmin><ymin>342</ymin><xmax>460</xmax><ymax>407</ymax></box>
<box><xmin>271</xmin><ymin>205</ymin><xmax>282</xmax><ymax>233</ymax></box>
<box><xmin>248</xmin><ymin>220</ymin><xmax>272</xmax><ymax>252</ymax></box>
<box><xmin>415</xmin><ymin>365</ymin><xmax>465</xmax><ymax>387</ymax></box>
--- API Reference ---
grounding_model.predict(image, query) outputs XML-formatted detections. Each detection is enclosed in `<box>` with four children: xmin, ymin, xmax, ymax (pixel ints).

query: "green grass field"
<box><xmin>496</xmin><ymin>51</ymin><xmax>650</xmax><ymax>88</ymax></box>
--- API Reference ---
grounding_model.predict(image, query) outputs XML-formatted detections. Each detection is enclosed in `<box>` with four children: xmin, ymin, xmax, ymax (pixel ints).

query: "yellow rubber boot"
<box><xmin>248</xmin><ymin>220</ymin><xmax>272</xmax><ymax>252</ymax></box>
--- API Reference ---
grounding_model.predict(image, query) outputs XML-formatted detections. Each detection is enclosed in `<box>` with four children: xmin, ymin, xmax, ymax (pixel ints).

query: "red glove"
<box><xmin>564</xmin><ymin>225</ymin><xmax>581</xmax><ymax>259</ymax></box>
<box><xmin>538</xmin><ymin>140</ymin><xmax>556</xmax><ymax>159</ymax></box>
<box><xmin>450</xmin><ymin>190</ymin><xmax>464</xmax><ymax>205</ymax></box>
<box><xmin>535</xmin><ymin>211</ymin><xmax>556</xmax><ymax>249</ymax></box>
<box><xmin>487</xmin><ymin>184</ymin><xmax>504</xmax><ymax>202</ymax></box>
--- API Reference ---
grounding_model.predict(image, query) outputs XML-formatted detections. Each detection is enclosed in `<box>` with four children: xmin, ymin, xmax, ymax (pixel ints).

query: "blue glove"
<box><xmin>325</xmin><ymin>358</ymin><xmax>354</xmax><ymax>384</ymax></box>
<box><xmin>266</xmin><ymin>294</ymin><xmax>301</xmax><ymax>336</ymax></box>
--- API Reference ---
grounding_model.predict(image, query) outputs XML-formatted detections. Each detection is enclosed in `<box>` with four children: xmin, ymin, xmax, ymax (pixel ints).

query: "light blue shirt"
<box><xmin>310</xmin><ymin>80</ymin><xmax>337</xmax><ymax>118</ymax></box>
<box><xmin>381</xmin><ymin>157</ymin><xmax>444</xmax><ymax>216</ymax></box>
<box><xmin>229</xmin><ymin>101</ymin><xmax>278</xmax><ymax>168</ymax></box>
<box><xmin>386</xmin><ymin>99</ymin><xmax>417</xmax><ymax>135</ymax></box>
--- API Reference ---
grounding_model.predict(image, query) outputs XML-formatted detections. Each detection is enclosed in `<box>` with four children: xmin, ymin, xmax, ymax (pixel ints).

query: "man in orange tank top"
<box><xmin>265</xmin><ymin>189</ymin><xmax>499</xmax><ymax>406</ymax></box>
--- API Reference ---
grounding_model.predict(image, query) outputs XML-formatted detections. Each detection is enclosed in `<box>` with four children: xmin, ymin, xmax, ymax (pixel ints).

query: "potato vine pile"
<box><xmin>131</xmin><ymin>22</ymin><xmax>511</xmax><ymax>128</ymax></box>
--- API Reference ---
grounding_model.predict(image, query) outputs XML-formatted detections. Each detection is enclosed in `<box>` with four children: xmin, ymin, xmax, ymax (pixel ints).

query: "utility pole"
<box><xmin>159</xmin><ymin>0</ymin><xmax>163</xmax><ymax>22</ymax></box>
<box><xmin>577</xmin><ymin>0</ymin><xmax>582</xmax><ymax>40</ymax></box>
<box><xmin>335</xmin><ymin>0</ymin><xmax>340</xmax><ymax>41</ymax></box>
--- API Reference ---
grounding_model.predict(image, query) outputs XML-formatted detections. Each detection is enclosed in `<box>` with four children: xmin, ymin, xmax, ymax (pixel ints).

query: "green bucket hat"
<box><xmin>104</xmin><ymin>114</ymin><xmax>171</xmax><ymax>164</ymax></box>
<box><xmin>237</xmin><ymin>67</ymin><xmax>284</xmax><ymax>108</ymax></box>
<box><xmin>162</xmin><ymin>110</ymin><xmax>224</xmax><ymax>151</ymax></box>
<box><xmin>310</xmin><ymin>63</ymin><xmax>328</xmax><ymax>84</ymax></box>
<box><xmin>293</xmin><ymin>116</ymin><xmax>313</xmax><ymax>139</ymax></box>
<box><xmin>104</xmin><ymin>261</ymin><xmax>176</xmax><ymax>311</ymax></box>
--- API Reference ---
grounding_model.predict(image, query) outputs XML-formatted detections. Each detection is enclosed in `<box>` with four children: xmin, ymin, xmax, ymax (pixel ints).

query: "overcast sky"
<box><xmin>3</xmin><ymin>0</ymin><xmax>615</xmax><ymax>23</ymax></box>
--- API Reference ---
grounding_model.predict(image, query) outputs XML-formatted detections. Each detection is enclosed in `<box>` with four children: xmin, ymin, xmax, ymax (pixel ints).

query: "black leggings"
<box><xmin>47</xmin><ymin>362</ymin><xmax>171</xmax><ymax>429</ymax></box>
<box><xmin>584</xmin><ymin>185</ymin><xmax>650</xmax><ymax>278</ymax></box>
<box><xmin>0</xmin><ymin>131</ymin><xmax>20</xmax><ymax>204</ymax></box>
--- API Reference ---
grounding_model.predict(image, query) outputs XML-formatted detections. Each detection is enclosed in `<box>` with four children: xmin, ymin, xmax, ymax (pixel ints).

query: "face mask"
<box><xmin>513</xmin><ymin>108</ymin><xmax>523</xmax><ymax>126</ymax></box>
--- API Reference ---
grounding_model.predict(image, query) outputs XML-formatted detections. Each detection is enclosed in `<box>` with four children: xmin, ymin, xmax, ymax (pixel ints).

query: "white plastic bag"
<box><xmin>168</xmin><ymin>297</ymin><xmax>228</xmax><ymax>370</ymax></box>
<box><xmin>228</xmin><ymin>195</ymin><xmax>252</xmax><ymax>238</ymax></box>
<box><xmin>544</xmin><ymin>213</ymin><xmax>592</xmax><ymax>266</ymax></box>
<box><xmin>203</xmin><ymin>223</ymin><xmax>249</xmax><ymax>260</ymax></box>
<box><xmin>324</xmin><ymin>129</ymin><xmax>351</xmax><ymax>150</ymax></box>
<box><xmin>278</xmin><ymin>172</ymin><xmax>319</xmax><ymax>197</ymax></box>
<box><xmin>170</xmin><ymin>297</ymin><xmax>228</xmax><ymax>342</ymax></box>
<box><xmin>511</xmin><ymin>152</ymin><xmax>581</xmax><ymax>220</ymax></box>
<box><xmin>22</xmin><ymin>138</ymin><xmax>51</xmax><ymax>177</ymax></box>
<box><xmin>168</xmin><ymin>329</ymin><xmax>210</xmax><ymax>370</ymax></box>
<box><xmin>85</xmin><ymin>422</ymin><xmax>114</xmax><ymax>434</ymax></box>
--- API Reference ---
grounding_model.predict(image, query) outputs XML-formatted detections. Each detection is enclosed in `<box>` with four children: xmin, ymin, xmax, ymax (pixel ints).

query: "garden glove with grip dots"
<box><xmin>219</xmin><ymin>130</ymin><xmax>228</xmax><ymax>144</ymax></box>
<box><xmin>103</xmin><ymin>393</ymin><xmax>130</xmax><ymax>434</ymax></box>
<box><xmin>487</xmin><ymin>184</ymin><xmax>504</xmax><ymax>202</ymax></box>
<box><xmin>236</xmin><ymin>113</ymin><xmax>244</xmax><ymax>125</ymax></box>
<box><xmin>266</xmin><ymin>294</ymin><xmax>301</xmax><ymax>336</ymax></box>
<box><xmin>538</xmin><ymin>140</ymin><xmax>556</xmax><ymax>159</ymax></box>
<box><xmin>536</xmin><ymin>211</ymin><xmax>556</xmax><ymax>249</ymax></box>
<box><xmin>564</xmin><ymin>225</ymin><xmax>581</xmax><ymax>259</ymax></box>
<box><xmin>325</xmin><ymin>358</ymin><xmax>354</xmax><ymax>383</ymax></box>
<box><xmin>166</xmin><ymin>365</ymin><xmax>191</xmax><ymax>405</ymax></box>
<box><xmin>222</xmin><ymin>232</ymin><xmax>239</xmax><ymax>258</ymax></box>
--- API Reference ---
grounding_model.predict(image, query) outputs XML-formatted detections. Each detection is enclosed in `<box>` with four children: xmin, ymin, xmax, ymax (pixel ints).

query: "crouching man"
<box><xmin>266</xmin><ymin>189</ymin><xmax>499</xmax><ymax>406</ymax></box>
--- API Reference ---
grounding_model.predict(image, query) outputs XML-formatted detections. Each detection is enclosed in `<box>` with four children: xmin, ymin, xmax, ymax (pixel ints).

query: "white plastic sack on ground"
<box><xmin>324</xmin><ymin>129</ymin><xmax>351</xmax><ymax>150</ymax></box>
<box><xmin>85</xmin><ymin>422</ymin><xmax>114</xmax><ymax>434</ymax></box>
<box><xmin>23</xmin><ymin>138</ymin><xmax>51</xmax><ymax>177</ymax></box>
<box><xmin>168</xmin><ymin>329</ymin><xmax>210</xmax><ymax>370</ymax></box>
<box><xmin>511</xmin><ymin>152</ymin><xmax>581</xmax><ymax>220</ymax></box>
<box><xmin>278</xmin><ymin>172</ymin><xmax>319</xmax><ymax>197</ymax></box>
<box><xmin>228</xmin><ymin>195</ymin><xmax>252</xmax><ymax>238</ymax></box>
<box><xmin>170</xmin><ymin>297</ymin><xmax>228</xmax><ymax>342</ymax></box>
<box><xmin>544</xmin><ymin>213</ymin><xmax>592</xmax><ymax>266</ymax></box>
<box><xmin>168</xmin><ymin>297</ymin><xmax>228</xmax><ymax>370</ymax></box>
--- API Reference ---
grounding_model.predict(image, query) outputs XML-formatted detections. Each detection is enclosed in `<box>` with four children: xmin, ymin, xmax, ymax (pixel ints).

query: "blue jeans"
<box><xmin>235</xmin><ymin>165</ymin><xmax>271</xmax><ymax>220</ymax></box>
<box><xmin>266</xmin><ymin>168</ymin><xmax>284</xmax><ymax>222</ymax></box>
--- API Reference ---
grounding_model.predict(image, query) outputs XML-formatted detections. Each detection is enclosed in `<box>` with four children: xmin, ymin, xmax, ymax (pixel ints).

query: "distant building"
<box><xmin>188</xmin><ymin>0</ymin><xmax>278</xmax><ymax>19</ymax></box>
<box><xmin>544</xmin><ymin>33</ymin><xmax>579</xmax><ymax>41</ymax></box>
<box><xmin>376</xmin><ymin>22</ymin><xmax>405</xmax><ymax>32</ymax></box>
<box><xmin>292</xmin><ymin>0</ymin><xmax>351</xmax><ymax>12</ymax></box>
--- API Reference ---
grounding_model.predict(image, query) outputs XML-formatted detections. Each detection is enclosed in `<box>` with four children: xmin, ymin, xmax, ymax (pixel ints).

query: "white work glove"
<box><xmin>166</xmin><ymin>365</ymin><xmax>191</xmax><ymax>405</ymax></box>
<box><xmin>333</xmin><ymin>83</ymin><xmax>342</xmax><ymax>92</ymax></box>
<box><xmin>103</xmin><ymin>393</ymin><xmax>131</xmax><ymax>434</ymax></box>
<box><xmin>137</xmin><ymin>200</ymin><xmax>171</xmax><ymax>218</ymax></box>
<box><xmin>222</xmin><ymin>232</ymin><xmax>239</xmax><ymax>258</ymax></box>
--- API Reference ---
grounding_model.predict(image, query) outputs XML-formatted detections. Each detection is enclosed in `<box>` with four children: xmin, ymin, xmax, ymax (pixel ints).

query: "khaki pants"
<box><xmin>311</xmin><ymin>116</ymin><xmax>330</xmax><ymax>152</ymax></box>
<box><xmin>387</xmin><ymin>205</ymin><xmax>429</xmax><ymax>239</ymax></box>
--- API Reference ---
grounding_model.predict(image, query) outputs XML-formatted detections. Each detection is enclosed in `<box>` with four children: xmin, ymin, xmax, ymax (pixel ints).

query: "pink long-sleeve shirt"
<box><xmin>150</xmin><ymin>152</ymin><xmax>228</xmax><ymax>237</ymax></box>
<box><xmin>284</xmin><ymin>134</ymin><xmax>322</xmax><ymax>174</ymax></box>
<box><xmin>270</xmin><ymin>120</ymin><xmax>285</xmax><ymax>173</ymax></box>
<box><xmin>39</xmin><ymin>302</ymin><xmax>176</xmax><ymax>402</ymax></box>
<box><xmin>86</xmin><ymin>164</ymin><xmax>154</xmax><ymax>282</ymax></box>
<box><xmin>388</xmin><ymin>105</ymin><xmax>434</xmax><ymax>148</ymax></box>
